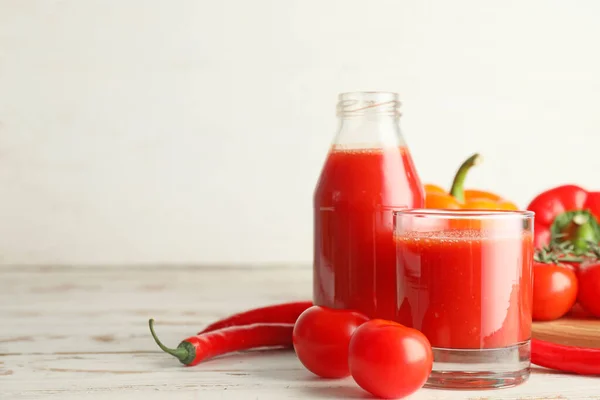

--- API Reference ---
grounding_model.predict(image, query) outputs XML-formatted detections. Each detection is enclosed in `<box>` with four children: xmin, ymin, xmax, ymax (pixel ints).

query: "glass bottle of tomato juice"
<box><xmin>313</xmin><ymin>91</ymin><xmax>424</xmax><ymax>321</ymax></box>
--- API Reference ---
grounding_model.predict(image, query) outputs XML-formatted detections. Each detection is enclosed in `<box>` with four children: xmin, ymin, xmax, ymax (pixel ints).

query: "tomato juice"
<box><xmin>313</xmin><ymin>146</ymin><xmax>424</xmax><ymax>321</ymax></box>
<box><xmin>395</xmin><ymin>225</ymin><xmax>534</xmax><ymax>349</ymax></box>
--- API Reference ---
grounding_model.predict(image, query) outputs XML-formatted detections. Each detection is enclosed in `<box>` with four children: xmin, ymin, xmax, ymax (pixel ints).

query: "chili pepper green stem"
<box><xmin>148</xmin><ymin>318</ymin><xmax>190</xmax><ymax>363</ymax></box>
<box><xmin>449</xmin><ymin>153</ymin><xmax>481</xmax><ymax>203</ymax></box>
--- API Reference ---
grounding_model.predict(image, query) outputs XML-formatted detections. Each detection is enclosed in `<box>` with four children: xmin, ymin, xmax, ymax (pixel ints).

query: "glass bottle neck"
<box><xmin>333</xmin><ymin>92</ymin><xmax>405</xmax><ymax>149</ymax></box>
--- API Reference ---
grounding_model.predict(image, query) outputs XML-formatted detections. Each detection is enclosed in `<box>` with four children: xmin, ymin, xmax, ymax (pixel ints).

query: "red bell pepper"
<box><xmin>527</xmin><ymin>184</ymin><xmax>600</xmax><ymax>251</ymax></box>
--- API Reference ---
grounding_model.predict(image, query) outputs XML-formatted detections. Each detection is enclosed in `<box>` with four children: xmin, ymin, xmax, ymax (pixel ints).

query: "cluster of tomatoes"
<box><xmin>532</xmin><ymin>242</ymin><xmax>600</xmax><ymax>321</ymax></box>
<box><xmin>292</xmin><ymin>305</ymin><xmax>433</xmax><ymax>399</ymax></box>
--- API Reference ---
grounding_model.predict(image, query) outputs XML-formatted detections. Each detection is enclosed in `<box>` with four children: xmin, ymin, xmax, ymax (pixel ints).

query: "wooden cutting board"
<box><xmin>532</xmin><ymin>305</ymin><xmax>600</xmax><ymax>349</ymax></box>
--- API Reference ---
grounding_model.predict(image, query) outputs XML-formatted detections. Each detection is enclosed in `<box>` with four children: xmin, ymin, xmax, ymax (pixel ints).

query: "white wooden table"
<box><xmin>2</xmin><ymin>265</ymin><xmax>599</xmax><ymax>399</ymax></box>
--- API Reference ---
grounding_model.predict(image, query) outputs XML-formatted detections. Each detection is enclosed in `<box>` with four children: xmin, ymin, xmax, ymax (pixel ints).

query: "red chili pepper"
<box><xmin>198</xmin><ymin>301</ymin><xmax>313</xmax><ymax>334</ymax></box>
<box><xmin>149</xmin><ymin>319</ymin><xmax>294</xmax><ymax>366</ymax></box>
<box><xmin>531</xmin><ymin>338</ymin><xmax>600</xmax><ymax>376</ymax></box>
<box><xmin>527</xmin><ymin>184</ymin><xmax>600</xmax><ymax>251</ymax></box>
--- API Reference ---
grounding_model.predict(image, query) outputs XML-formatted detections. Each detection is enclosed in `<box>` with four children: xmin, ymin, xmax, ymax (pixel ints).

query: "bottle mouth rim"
<box><xmin>338</xmin><ymin>91</ymin><xmax>399</xmax><ymax>99</ymax></box>
<box><xmin>337</xmin><ymin>92</ymin><xmax>400</xmax><ymax>117</ymax></box>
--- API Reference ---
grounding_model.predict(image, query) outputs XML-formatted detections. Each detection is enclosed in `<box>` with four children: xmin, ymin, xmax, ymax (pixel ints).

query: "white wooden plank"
<box><xmin>1</xmin><ymin>266</ymin><xmax>311</xmax><ymax>354</ymax></box>
<box><xmin>2</xmin><ymin>352</ymin><xmax>600</xmax><ymax>399</ymax></box>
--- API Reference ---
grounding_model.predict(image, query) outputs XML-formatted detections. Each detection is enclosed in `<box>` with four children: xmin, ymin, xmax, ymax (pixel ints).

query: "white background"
<box><xmin>1</xmin><ymin>0</ymin><xmax>600</xmax><ymax>266</ymax></box>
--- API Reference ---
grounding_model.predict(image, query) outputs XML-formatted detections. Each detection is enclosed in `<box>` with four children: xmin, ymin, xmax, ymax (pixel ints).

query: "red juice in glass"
<box><xmin>313</xmin><ymin>92</ymin><xmax>424</xmax><ymax>321</ymax></box>
<box><xmin>394</xmin><ymin>209</ymin><xmax>534</xmax><ymax>389</ymax></box>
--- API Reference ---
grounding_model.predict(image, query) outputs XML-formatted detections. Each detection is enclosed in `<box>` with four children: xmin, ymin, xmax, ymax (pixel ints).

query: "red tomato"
<box><xmin>577</xmin><ymin>261</ymin><xmax>600</xmax><ymax>318</ymax></box>
<box><xmin>348</xmin><ymin>319</ymin><xmax>432</xmax><ymax>399</ymax></box>
<box><xmin>532</xmin><ymin>261</ymin><xmax>578</xmax><ymax>321</ymax></box>
<box><xmin>292</xmin><ymin>305</ymin><xmax>369</xmax><ymax>378</ymax></box>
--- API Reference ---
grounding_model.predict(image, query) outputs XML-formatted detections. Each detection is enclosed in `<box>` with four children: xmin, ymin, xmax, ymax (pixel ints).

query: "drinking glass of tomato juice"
<box><xmin>394</xmin><ymin>209</ymin><xmax>534</xmax><ymax>389</ymax></box>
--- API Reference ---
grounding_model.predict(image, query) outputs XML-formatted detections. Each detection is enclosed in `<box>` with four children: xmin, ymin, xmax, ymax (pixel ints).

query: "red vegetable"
<box><xmin>199</xmin><ymin>301</ymin><xmax>313</xmax><ymax>334</ymax></box>
<box><xmin>348</xmin><ymin>319</ymin><xmax>433</xmax><ymax>399</ymax></box>
<box><xmin>532</xmin><ymin>338</ymin><xmax>600</xmax><ymax>376</ymax></box>
<box><xmin>577</xmin><ymin>260</ymin><xmax>600</xmax><ymax>317</ymax></box>
<box><xmin>292</xmin><ymin>306</ymin><xmax>369</xmax><ymax>379</ymax></box>
<box><xmin>532</xmin><ymin>261</ymin><xmax>578</xmax><ymax>321</ymax></box>
<box><xmin>149</xmin><ymin>319</ymin><xmax>294</xmax><ymax>366</ymax></box>
<box><xmin>527</xmin><ymin>184</ymin><xmax>600</xmax><ymax>251</ymax></box>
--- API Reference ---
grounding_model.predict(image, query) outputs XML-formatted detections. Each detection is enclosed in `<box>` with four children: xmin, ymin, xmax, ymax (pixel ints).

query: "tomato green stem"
<box><xmin>148</xmin><ymin>318</ymin><xmax>190</xmax><ymax>363</ymax></box>
<box><xmin>449</xmin><ymin>153</ymin><xmax>481</xmax><ymax>203</ymax></box>
<box><xmin>534</xmin><ymin>245</ymin><xmax>584</xmax><ymax>264</ymax></box>
<box><xmin>557</xmin><ymin>256</ymin><xmax>584</xmax><ymax>263</ymax></box>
